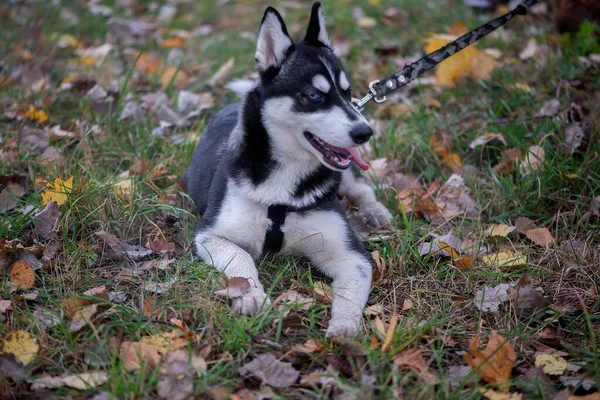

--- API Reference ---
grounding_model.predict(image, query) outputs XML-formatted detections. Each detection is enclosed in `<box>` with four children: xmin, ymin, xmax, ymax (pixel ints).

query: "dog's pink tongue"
<box><xmin>346</xmin><ymin>147</ymin><xmax>369</xmax><ymax>171</ymax></box>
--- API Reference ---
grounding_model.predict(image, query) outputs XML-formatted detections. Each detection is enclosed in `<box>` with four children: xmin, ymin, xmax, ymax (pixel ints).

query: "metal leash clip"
<box><xmin>351</xmin><ymin>79</ymin><xmax>387</xmax><ymax>112</ymax></box>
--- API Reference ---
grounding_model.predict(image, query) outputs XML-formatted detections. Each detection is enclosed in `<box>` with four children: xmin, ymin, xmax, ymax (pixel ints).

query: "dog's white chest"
<box><xmin>210</xmin><ymin>185</ymin><xmax>270</xmax><ymax>260</ymax></box>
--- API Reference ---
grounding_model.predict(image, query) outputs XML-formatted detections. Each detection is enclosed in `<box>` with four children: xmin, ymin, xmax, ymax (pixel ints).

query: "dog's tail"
<box><xmin>225</xmin><ymin>78</ymin><xmax>257</xmax><ymax>99</ymax></box>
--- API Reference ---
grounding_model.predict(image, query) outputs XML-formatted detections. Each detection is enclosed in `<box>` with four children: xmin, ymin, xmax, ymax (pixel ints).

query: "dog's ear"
<box><xmin>255</xmin><ymin>7</ymin><xmax>294</xmax><ymax>72</ymax></box>
<box><xmin>304</xmin><ymin>2</ymin><xmax>330</xmax><ymax>47</ymax></box>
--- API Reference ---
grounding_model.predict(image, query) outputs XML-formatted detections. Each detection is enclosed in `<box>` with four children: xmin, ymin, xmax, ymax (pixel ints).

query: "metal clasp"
<box><xmin>351</xmin><ymin>79</ymin><xmax>387</xmax><ymax>112</ymax></box>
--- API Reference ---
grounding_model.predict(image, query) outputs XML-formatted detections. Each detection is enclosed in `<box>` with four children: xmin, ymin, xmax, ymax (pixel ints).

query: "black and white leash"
<box><xmin>351</xmin><ymin>0</ymin><xmax>543</xmax><ymax>111</ymax></box>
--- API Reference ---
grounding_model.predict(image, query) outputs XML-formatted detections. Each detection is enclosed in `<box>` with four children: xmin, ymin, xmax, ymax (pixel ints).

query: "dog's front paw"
<box><xmin>358</xmin><ymin>201</ymin><xmax>393</xmax><ymax>228</ymax></box>
<box><xmin>325</xmin><ymin>318</ymin><xmax>361</xmax><ymax>338</ymax></box>
<box><xmin>232</xmin><ymin>288</ymin><xmax>271</xmax><ymax>315</ymax></box>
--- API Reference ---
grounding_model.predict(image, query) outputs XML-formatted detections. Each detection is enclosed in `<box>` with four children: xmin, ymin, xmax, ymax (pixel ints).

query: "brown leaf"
<box><xmin>463</xmin><ymin>331</ymin><xmax>516</xmax><ymax>386</ymax></box>
<box><xmin>515</xmin><ymin>217</ymin><xmax>537</xmax><ymax>233</ymax></box>
<box><xmin>157</xmin><ymin>351</ymin><xmax>194</xmax><ymax>400</ymax></box>
<box><xmin>120</xmin><ymin>341</ymin><xmax>161</xmax><ymax>372</ymax></box>
<box><xmin>393</xmin><ymin>348</ymin><xmax>428</xmax><ymax>374</ymax></box>
<box><xmin>130</xmin><ymin>157</ymin><xmax>151</xmax><ymax>176</ymax></box>
<box><xmin>143</xmin><ymin>297</ymin><xmax>154</xmax><ymax>317</ymax></box>
<box><xmin>238</xmin><ymin>353</ymin><xmax>299</xmax><ymax>388</ymax></box>
<box><xmin>69</xmin><ymin>304</ymin><xmax>99</xmax><ymax>332</ymax></box>
<box><xmin>525</xmin><ymin>228</ymin><xmax>554</xmax><ymax>247</ymax></box>
<box><xmin>214</xmin><ymin>276</ymin><xmax>251</xmax><ymax>298</ymax></box>
<box><xmin>512</xmin><ymin>285</ymin><xmax>551</xmax><ymax>318</ymax></box>
<box><xmin>328</xmin><ymin>336</ymin><xmax>365</xmax><ymax>356</ymax></box>
<box><xmin>148</xmin><ymin>235</ymin><xmax>175</xmax><ymax>254</ymax></box>
<box><xmin>381</xmin><ymin>314</ymin><xmax>397</xmax><ymax>353</ymax></box>
<box><xmin>33</xmin><ymin>201</ymin><xmax>61</xmax><ymax>240</ymax></box>
<box><xmin>9</xmin><ymin>261</ymin><xmax>35</xmax><ymax>289</ymax></box>
<box><xmin>0</xmin><ymin>182</ymin><xmax>25</xmax><ymax>212</ymax></box>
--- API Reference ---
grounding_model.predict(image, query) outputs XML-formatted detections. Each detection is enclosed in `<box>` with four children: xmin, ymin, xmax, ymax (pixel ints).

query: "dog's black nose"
<box><xmin>350</xmin><ymin>124</ymin><xmax>373</xmax><ymax>145</ymax></box>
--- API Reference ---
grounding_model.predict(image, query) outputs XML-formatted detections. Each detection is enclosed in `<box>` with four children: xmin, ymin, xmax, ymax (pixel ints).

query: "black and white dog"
<box><xmin>183</xmin><ymin>2</ymin><xmax>392</xmax><ymax>337</ymax></box>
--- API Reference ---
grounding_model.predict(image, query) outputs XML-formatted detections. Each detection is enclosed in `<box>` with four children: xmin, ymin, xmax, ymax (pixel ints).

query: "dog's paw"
<box><xmin>232</xmin><ymin>288</ymin><xmax>271</xmax><ymax>315</ymax></box>
<box><xmin>358</xmin><ymin>201</ymin><xmax>393</xmax><ymax>228</ymax></box>
<box><xmin>325</xmin><ymin>318</ymin><xmax>361</xmax><ymax>338</ymax></box>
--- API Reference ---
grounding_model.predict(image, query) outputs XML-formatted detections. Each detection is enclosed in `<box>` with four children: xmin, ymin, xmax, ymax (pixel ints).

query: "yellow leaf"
<box><xmin>161</xmin><ymin>66</ymin><xmax>188</xmax><ymax>89</ymax></box>
<box><xmin>161</xmin><ymin>38</ymin><xmax>185</xmax><ymax>49</ymax></box>
<box><xmin>424</xmin><ymin>34</ymin><xmax>498</xmax><ymax>87</ymax></box>
<box><xmin>534</xmin><ymin>354</ymin><xmax>567</xmax><ymax>375</ymax></box>
<box><xmin>1</xmin><ymin>330</ymin><xmax>39</xmax><ymax>364</ymax></box>
<box><xmin>140</xmin><ymin>331</ymin><xmax>192</xmax><ymax>355</ymax></box>
<box><xmin>484</xmin><ymin>224</ymin><xmax>516</xmax><ymax>237</ymax></box>
<box><xmin>441</xmin><ymin>152</ymin><xmax>462</xmax><ymax>173</ymax></box>
<box><xmin>482</xmin><ymin>389</ymin><xmax>523</xmax><ymax>400</ymax></box>
<box><xmin>41</xmin><ymin>176</ymin><xmax>73</xmax><ymax>206</ymax></box>
<box><xmin>24</xmin><ymin>105</ymin><xmax>49</xmax><ymax>124</ymax></box>
<box><xmin>482</xmin><ymin>251</ymin><xmax>527</xmax><ymax>268</ymax></box>
<box><xmin>439</xmin><ymin>242</ymin><xmax>460</xmax><ymax>259</ymax></box>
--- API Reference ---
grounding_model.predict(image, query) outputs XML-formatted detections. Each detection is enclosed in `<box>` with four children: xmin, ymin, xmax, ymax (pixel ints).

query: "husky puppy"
<box><xmin>183</xmin><ymin>2</ymin><xmax>392</xmax><ymax>336</ymax></box>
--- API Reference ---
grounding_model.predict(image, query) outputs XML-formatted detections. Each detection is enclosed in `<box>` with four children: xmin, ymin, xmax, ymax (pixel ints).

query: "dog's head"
<box><xmin>255</xmin><ymin>2</ymin><xmax>371</xmax><ymax>171</ymax></box>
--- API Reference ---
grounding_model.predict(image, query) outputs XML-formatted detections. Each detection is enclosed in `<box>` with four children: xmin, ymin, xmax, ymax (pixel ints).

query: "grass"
<box><xmin>1</xmin><ymin>0</ymin><xmax>599</xmax><ymax>398</ymax></box>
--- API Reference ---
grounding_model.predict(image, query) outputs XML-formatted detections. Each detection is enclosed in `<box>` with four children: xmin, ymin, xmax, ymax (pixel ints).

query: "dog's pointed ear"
<box><xmin>255</xmin><ymin>7</ymin><xmax>294</xmax><ymax>72</ymax></box>
<box><xmin>304</xmin><ymin>2</ymin><xmax>330</xmax><ymax>47</ymax></box>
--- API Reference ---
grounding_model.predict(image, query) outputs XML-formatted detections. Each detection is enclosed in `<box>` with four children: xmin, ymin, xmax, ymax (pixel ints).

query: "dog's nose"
<box><xmin>350</xmin><ymin>124</ymin><xmax>373</xmax><ymax>145</ymax></box>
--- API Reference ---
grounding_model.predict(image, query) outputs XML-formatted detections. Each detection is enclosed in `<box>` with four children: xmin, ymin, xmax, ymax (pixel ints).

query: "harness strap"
<box><xmin>263</xmin><ymin>205</ymin><xmax>288</xmax><ymax>253</ymax></box>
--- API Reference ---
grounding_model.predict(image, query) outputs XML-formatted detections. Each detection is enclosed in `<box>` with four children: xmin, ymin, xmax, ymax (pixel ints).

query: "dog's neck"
<box><xmin>228</xmin><ymin>88</ymin><xmax>341</xmax><ymax>208</ymax></box>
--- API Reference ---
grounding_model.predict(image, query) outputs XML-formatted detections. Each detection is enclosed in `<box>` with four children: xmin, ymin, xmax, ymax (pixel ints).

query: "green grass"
<box><xmin>1</xmin><ymin>0</ymin><xmax>599</xmax><ymax>398</ymax></box>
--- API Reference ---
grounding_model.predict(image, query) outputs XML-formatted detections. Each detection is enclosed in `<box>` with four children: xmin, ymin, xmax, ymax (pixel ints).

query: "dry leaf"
<box><xmin>525</xmin><ymin>228</ymin><xmax>553</xmax><ymax>246</ymax></box>
<box><xmin>9</xmin><ymin>260</ymin><xmax>35</xmax><ymax>289</ymax></box>
<box><xmin>24</xmin><ymin>105</ymin><xmax>49</xmax><ymax>123</ymax></box>
<box><xmin>292</xmin><ymin>339</ymin><xmax>325</xmax><ymax>354</ymax></box>
<box><xmin>482</xmin><ymin>251</ymin><xmax>527</xmax><ymax>268</ymax></box>
<box><xmin>34</xmin><ymin>201</ymin><xmax>61</xmax><ymax>240</ymax></box>
<box><xmin>208</xmin><ymin>58</ymin><xmax>235</xmax><ymax>87</ymax></box>
<box><xmin>519</xmin><ymin>145</ymin><xmax>545</xmax><ymax>175</ymax></box>
<box><xmin>69</xmin><ymin>304</ymin><xmax>99</xmax><ymax>332</ymax></box>
<box><xmin>424</xmin><ymin>34</ymin><xmax>498</xmax><ymax>87</ymax></box>
<box><xmin>238</xmin><ymin>353</ymin><xmax>299</xmax><ymax>388</ymax></box>
<box><xmin>120</xmin><ymin>341</ymin><xmax>161</xmax><ymax>371</ymax></box>
<box><xmin>140</xmin><ymin>331</ymin><xmax>189</xmax><ymax>354</ymax></box>
<box><xmin>162</xmin><ymin>38</ymin><xmax>185</xmax><ymax>49</ymax></box>
<box><xmin>40</xmin><ymin>176</ymin><xmax>73</xmax><ymax>206</ymax></box>
<box><xmin>133</xmin><ymin>52</ymin><xmax>161</xmax><ymax>74</ymax></box>
<box><xmin>474</xmin><ymin>283</ymin><xmax>511</xmax><ymax>313</ymax></box>
<box><xmin>381</xmin><ymin>314</ymin><xmax>397</xmax><ymax>353</ymax></box>
<box><xmin>402</xmin><ymin>299</ymin><xmax>414</xmax><ymax>311</ymax></box>
<box><xmin>393</xmin><ymin>348</ymin><xmax>428</xmax><ymax>374</ymax></box>
<box><xmin>61</xmin><ymin>372</ymin><xmax>109</xmax><ymax>390</ymax></box>
<box><xmin>463</xmin><ymin>331</ymin><xmax>516</xmax><ymax>385</ymax></box>
<box><xmin>157</xmin><ymin>351</ymin><xmax>194</xmax><ymax>400</ymax></box>
<box><xmin>519</xmin><ymin>39</ymin><xmax>538</xmax><ymax>60</ymax></box>
<box><xmin>312</xmin><ymin>281</ymin><xmax>333</xmax><ymax>303</ymax></box>
<box><xmin>1</xmin><ymin>330</ymin><xmax>39</xmax><ymax>365</ymax></box>
<box><xmin>214</xmin><ymin>276</ymin><xmax>251</xmax><ymax>298</ymax></box>
<box><xmin>534</xmin><ymin>354</ymin><xmax>567</xmax><ymax>375</ymax></box>
<box><xmin>161</xmin><ymin>66</ymin><xmax>188</xmax><ymax>89</ymax></box>
<box><xmin>0</xmin><ymin>182</ymin><xmax>26</xmax><ymax>212</ymax></box>
<box><xmin>482</xmin><ymin>389</ymin><xmax>523</xmax><ymax>400</ymax></box>
<box><xmin>515</xmin><ymin>217</ymin><xmax>537</xmax><ymax>233</ymax></box>
<box><xmin>484</xmin><ymin>224</ymin><xmax>515</xmax><ymax>237</ymax></box>
<box><xmin>469</xmin><ymin>132</ymin><xmax>507</xmax><ymax>149</ymax></box>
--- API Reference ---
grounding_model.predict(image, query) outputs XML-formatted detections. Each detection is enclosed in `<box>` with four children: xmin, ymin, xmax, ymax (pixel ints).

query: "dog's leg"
<box><xmin>282</xmin><ymin>207</ymin><xmax>372</xmax><ymax>337</ymax></box>
<box><xmin>339</xmin><ymin>166</ymin><xmax>393</xmax><ymax>227</ymax></box>
<box><xmin>195</xmin><ymin>233</ymin><xmax>270</xmax><ymax>315</ymax></box>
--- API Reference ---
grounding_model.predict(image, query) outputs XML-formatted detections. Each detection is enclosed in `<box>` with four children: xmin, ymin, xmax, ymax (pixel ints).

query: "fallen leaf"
<box><xmin>328</xmin><ymin>336</ymin><xmax>365</xmax><ymax>356</ymax></box>
<box><xmin>482</xmin><ymin>389</ymin><xmax>523</xmax><ymax>400</ymax></box>
<box><xmin>463</xmin><ymin>331</ymin><xmax>516</xmax><ymax>386</ymax></box>
<box><xmin>312</xmin><ymin>280</ymin><xmax>333</xmax><ymax>304</ymax></box>
<box><xmin>293</xmin><ymin>339</ymin><xmax>325</xmax><ymax>354</ymax></box>
<box><xmin>161</xmin><ymin>38</ymin><xmax>185</xmax><ymax>49</ymax></box>
<box><xmin>536</xmin><ymin>99</ymin><xmax>560</xmax><ymax>117</ymax></box>
<box><xmin>238</xmin><ymin>353</ymin><xmax>299</xmax><ymax>388</ymax></box>
<box><xmin>484</xmin><ymin>224</ymin><xmax>515</xmax><ymax>237</ymax></box>
<box><xmin>515</xmin><ymin>217</ymin><xmax>537</xmax><ymax>233</ymax></box>
<box><xmin>148</xmin><ymin>235</ymin><xmax>175</xmax><ymax>254</ymax></box>
<box><xmin>519</xmin><ymin>39</ymin><xmax>538</xmax><ymax>60</ymax></box>
<box><xmin>32</xmin><ymin>372</ymin><xmax>109</xmax><ymax>390</ymax></box>
<box><xmin>1</xmin><ymin>330</ymin><xmax>39</xmax><ymax>365</ymax></box>
<box><xmin>75</xmin><ymin>44</ymin><xmax>112</xmax><ymax>67</ymax></box>
<box><xmin>40</xmin><ymin>176</ymin><xmax>73</xmax><ymax>206</ymax></box>
<box><xmin>214</xmin><ymin>276</ymin><xmax>251</xmax><ymax>298</ymax></box>
<box><xmin>381</xmin><ymin>314</ymin><xmax>397</xmax><ymax>353</ymax></box>
<box><xmin>300</xmin><ymin>368</ymin><xmax>339</xmax><ymax>388</ymax></box>
<box><xmin>482</xmin><ymin>252</ymin><xmax>527</xmax><ymax>268</ymax></box>
<box><xmin>33</xmin><ymin>201</ymin><xmax>61</xmax><ymax>239</ymax></box>
<box><xmin>435</xmin><ymin>174</ymin><xmax>479</xmax><ymax>218</ymax></box>
<box><xmin>402</xmin><ymin>299</ymin><xmax>414</xmax><ymax>312</ymax></box>
<box><xmin>474</xmin><ymin>283</ymin><xmax>511</xmax><ymax>313</ymax></box>
<box><xmin>568</xmin><ymin>394</ymin><xmax>600</xmax><ymax>400</ymax></box>
<box><xmin>144</xmin><ymin>278</ymin><xmax>176</xmax><ymax>294</ymax></box>
<box><xmin>469</xmin><ymin>132</ymin><xmax>507</xmax><ymax>149</ymax></box>
<box><xmin>9</xmin><ymin>260</ymin><xmax>35</xmax><ymax>289</ymax></box>
<box><xmin>69</xmin><ymin>304</ymin><xmax>99</xmax><ymax>332</ymax></box>
<box><xmin>133</xmin><ymin>52</ymin><xmax>161</xmax><ymax>74</ymax></box>
<box><xmin>424</xmin><ymin>34</ymin><xmax>498</xmax><ymax>87</ymax></box>
<box><xmin>525</xmin><ymin>228</ymin><xmax>553</xmax><ymax>246</ymax></box>
<box><xmin>0</xmin><ymin>182</ymin><xmax>26</xmax><ymax>212</ymax></box>
<box><xmin>208</xmin><ymin>58</ymin><xmax>235</xmax><ymax>87</ymax></box>
<box><xmin>535</xmin><ymin>354</ymin><xmax>567</xmax><ymax>376</ymax></box>
<box><xmin>0</xmin><ymin>300</ymin><xmax>11</xmax><ymax>313</ymax></box>
<box><xmin>511</xmin><ymin>284</ymin><xmax>551</xmax><ymax>318</ymax></box>
<box><xmin>519</xmin><ymin>145</ymin><xmax>545</xmax><ymax>175</ymax></box>
<box><xmin>161</xmin><ymin>66</ymin><xmax>188</xmax><ymax>89</ymax></box>
<box><xmin>392</xmin><ymin>348</ymin><xmax>428</xmax><ymax>374</ymax></box>
<box><xmin>0</xmin><ymin>353</ymin><xmax>31</xmax><ymax>381</ymax></box>
<box><xmin>156</xmin><ymin>352</ymin><xmax>194</xmax><ymax>400</ymax></box>
<box><xmin>95</xmin><ymin>230</ymin><xmax>153</xmax><ymax>261</ymax></box>
<box><xmin>24</xmin><ymin>105</ymin><xmax>49</xmax><ymax>123</ymax></box>
<box><xmin>120</xmin><ymin>341</ymin><xmax>161</xmax><ymax>372</ymax></box>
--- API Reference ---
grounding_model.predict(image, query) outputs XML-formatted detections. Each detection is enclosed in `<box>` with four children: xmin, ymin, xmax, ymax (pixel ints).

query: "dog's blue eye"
<box><xmin>308</xmin><ymin>92</ymin><xmax>322</xmax><ymax>101</ymax></box>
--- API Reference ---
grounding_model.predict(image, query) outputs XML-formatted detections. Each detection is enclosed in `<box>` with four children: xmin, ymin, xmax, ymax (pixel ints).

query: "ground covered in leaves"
<box><xmin>0</xmin><ymin>0</ymin><xmax>599</xmax><ymax>399</ymax></box>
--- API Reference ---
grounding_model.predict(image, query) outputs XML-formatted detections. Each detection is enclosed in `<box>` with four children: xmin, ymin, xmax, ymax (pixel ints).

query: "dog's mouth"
<box><xmin>304</xmin><ymin>132</ymin><xmax>369</xmax><ymax>171</ymax></box>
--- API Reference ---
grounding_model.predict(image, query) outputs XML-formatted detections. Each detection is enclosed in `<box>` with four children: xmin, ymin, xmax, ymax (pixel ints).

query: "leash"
<box><xmin>351</xmin><ymin>0</ymin><xmax>543</xmax><ymax>111</ymax></box>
